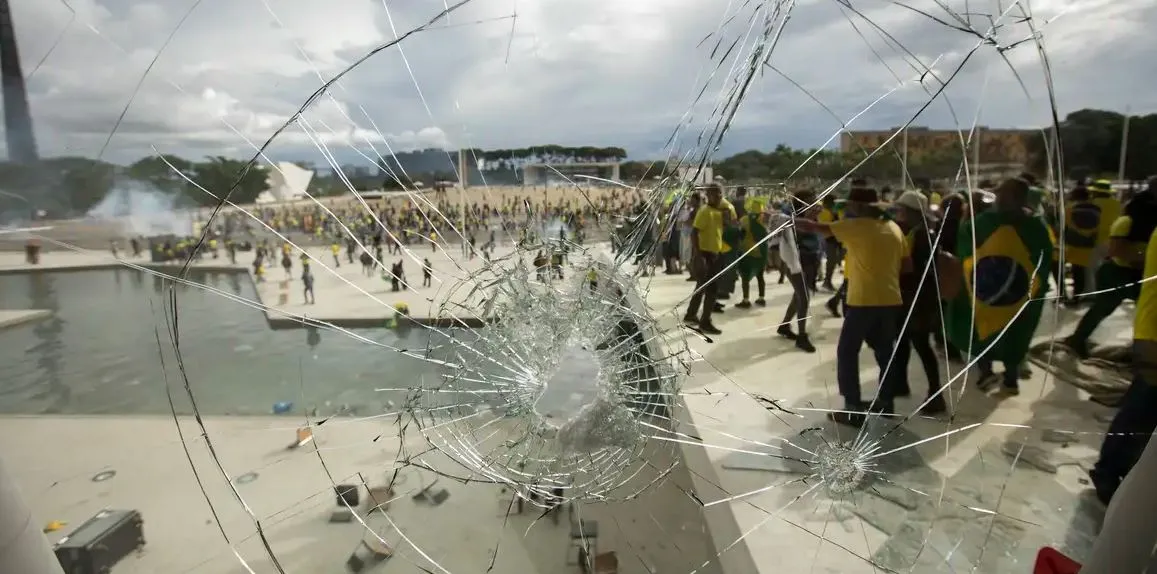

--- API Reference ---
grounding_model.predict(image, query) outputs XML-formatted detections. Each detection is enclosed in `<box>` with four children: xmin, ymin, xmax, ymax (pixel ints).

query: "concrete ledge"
<box><xmin>0</xmin><ymin>309</ymin><xmax>52</xmax><ymax>330</ymax></box>
<box><xmin>267</xmin><ymin>315</ymin><xmax>487</xmax><ymax>330</ymax></box>
<box><xmin>0</xmin><ymin>257</ymin><xmax>490</xmax><ymax>331</ymax></box>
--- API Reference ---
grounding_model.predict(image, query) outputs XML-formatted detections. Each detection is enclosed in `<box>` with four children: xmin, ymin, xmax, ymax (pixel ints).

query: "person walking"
<box><xmin>684</xmin><ymin>184</ymin><xmax>727</xmax><ymax>336</ymax></box>
<box><xmin>1088</xmin><ymin>225</ymin><xmax>1157</xmax><ymax>505</ymax></box>
<box><xmin>798</xmin><ymin>186</ymin><xmax>907</xmax><ymax>425</ymax></box>
<box><xmin>891</xmin><ymin>191</ymin><xmax>946</xmax><ymax>415</ymax></box>
<box><xmin>302</xmin><ymin>264</ymin><xmax>315</xmax><ymax>304</ymax></box>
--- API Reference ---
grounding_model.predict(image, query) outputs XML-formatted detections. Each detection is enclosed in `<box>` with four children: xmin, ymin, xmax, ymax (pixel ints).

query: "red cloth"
<box><xmin>1034</xmin><ymin>547</ymin><xmax>1081</xmax><ymax>574</ymax></box>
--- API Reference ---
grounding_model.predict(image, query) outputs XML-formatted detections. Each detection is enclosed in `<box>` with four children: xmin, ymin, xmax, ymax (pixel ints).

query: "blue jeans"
<box><xmin>837</xmin><ymin>306</ymin><xmax>901</xmax><ymax>405</ymax></box>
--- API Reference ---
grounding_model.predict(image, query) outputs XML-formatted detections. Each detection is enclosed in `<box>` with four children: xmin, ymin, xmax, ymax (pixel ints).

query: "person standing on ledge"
<box><xmin>797</xmin><ymin>186</ymin><xmax>907</xmax><ymax>425</ymax></box>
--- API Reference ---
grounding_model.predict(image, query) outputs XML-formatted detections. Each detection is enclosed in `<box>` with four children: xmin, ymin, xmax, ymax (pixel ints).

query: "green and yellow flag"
<box><xmin>946</xmin><ymin>211</ymin><xmax>1053</xmax><ymax>364</ymax></box>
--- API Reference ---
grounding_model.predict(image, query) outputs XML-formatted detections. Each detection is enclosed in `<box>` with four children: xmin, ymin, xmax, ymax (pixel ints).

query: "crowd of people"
<box><xmin>198</xmin><ymin>188</ymin><xmax>646</xmax><ymax>249</ymax></box>
<box><xmin>670</xmin><ymin>176</ymin><xmax>1155</xmax><ymax>508</ymax></box>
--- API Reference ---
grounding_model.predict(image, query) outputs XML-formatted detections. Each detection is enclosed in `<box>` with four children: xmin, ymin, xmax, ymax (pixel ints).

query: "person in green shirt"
<box><xmin>735</xmin><ymin>197</ymin><xmax>769</xmax><ymax>308</ymax></box>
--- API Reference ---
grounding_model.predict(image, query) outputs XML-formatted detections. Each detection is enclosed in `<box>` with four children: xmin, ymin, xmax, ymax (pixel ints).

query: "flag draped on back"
<box><xmin>946</xmin><ymin>210</ymin><xmax>1053</xmax><ymax>364</ymax></box>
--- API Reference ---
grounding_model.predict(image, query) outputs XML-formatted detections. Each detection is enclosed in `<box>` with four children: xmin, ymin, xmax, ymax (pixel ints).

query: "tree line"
<box><xmin>0</xmin><ymin>108</ymin><xmax>1147</xmax><ymax>218</ymax></box>
<box><xmin>1025</xmin><ymin>108</ymin><xmax>1157</xmax><ymax>182</ymax></box>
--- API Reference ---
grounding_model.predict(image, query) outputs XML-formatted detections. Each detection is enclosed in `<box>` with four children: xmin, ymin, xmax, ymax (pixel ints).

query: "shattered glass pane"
<box><xmin>0</xmin><ymin>0</ymin><xmax>1147</xmax><ymax>573</ymax></box>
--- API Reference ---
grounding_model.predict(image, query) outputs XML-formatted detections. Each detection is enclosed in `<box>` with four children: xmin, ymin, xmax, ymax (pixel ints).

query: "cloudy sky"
<box><xmin>6</xmin><ymin>0</ymin><xmax>1155</xmax><ymax>166</ymax></box>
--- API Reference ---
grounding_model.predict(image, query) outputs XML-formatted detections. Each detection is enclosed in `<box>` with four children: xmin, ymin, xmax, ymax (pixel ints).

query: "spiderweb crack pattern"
<box><xmin>10</xmin><ymin>0</ymin><xmax>1146</xmax><ymax>572</ymax></box>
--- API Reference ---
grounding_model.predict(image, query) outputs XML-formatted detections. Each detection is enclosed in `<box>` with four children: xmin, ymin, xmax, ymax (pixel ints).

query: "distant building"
<box><xmin>840</xmin><ymin>126</ymin><xmax>1038</xmax><ymax>170</ymax></box>
<box><xmin>675</xmin><ymin>165</ymin><xmax>714</xmax><ymax>186</ymax></box>
<box><xmin>258</xmin><ymin>162</ymin><xmax>314</xmax><ymax>203</ymax></box>
<box><xmin>521</xmin><ymin>162</ymin><xmax>621</xmax><ymax>185</ymax></box>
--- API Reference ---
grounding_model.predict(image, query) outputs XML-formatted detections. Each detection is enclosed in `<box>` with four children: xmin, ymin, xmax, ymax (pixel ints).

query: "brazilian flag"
<box><xmin>946</xmin><ymin>211</ymin><xmax>1053</xmax><ymax>364</ymax></box>
<box><xmin>1064</xmin><ymin>200</ymin><xmax>1101</xmax><ymax>267</ymax></box>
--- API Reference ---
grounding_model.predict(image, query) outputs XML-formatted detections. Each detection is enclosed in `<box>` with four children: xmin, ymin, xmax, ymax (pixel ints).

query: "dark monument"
<box><xmin>0</xmin><ymin>0</ymin><xmax>38</xmax><ymax>162</ymax></box>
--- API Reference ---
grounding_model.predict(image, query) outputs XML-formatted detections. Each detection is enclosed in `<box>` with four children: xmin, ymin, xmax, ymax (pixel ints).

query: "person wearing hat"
<box><xmin>890</xmin><ymin>190</ymin><xmax>947</xmax><ymax>415</ymax></box>
<box><xmin>797</xmin><ymin>186</ymin><xmax>907</xmax><ymax>425</ymax></box>
<box><xmin>1063</xmin><ymin>180</ymin><xmax>1157</xmax><ymax>358</ymax></box>
<box><xmin>944</xmin><ymin>176</ymin><xmax>1053</xmax><ymax>395</ymax></box>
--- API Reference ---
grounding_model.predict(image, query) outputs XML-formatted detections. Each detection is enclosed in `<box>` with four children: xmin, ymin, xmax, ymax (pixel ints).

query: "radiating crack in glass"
<box><xmin>8</xmin><ymin>0</ymin><xmax>1152</xmax><ymax>573</ymax></box>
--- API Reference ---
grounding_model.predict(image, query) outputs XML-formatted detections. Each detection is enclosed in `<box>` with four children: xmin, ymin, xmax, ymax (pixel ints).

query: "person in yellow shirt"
<box><xmin>798</xmin><ymin>186</ymin><xmax>908</xmax><ymax>424</ymax></box>
<box><xmin>1089</xmin><ymin>225</ymin><xmax>1157</xmax><ymax>505</ymax></box>
<box><xmin>683</xmin><ymin>184</ymin><xmax>726</xmax><ymax>335</ymax></box>
<box><xmin>1089</xmin><ymin>179</ymin><xmax>1123</xmax><ymax>286</ymax></box>
<box><xmin>1064</xmin><ymin>183</ymin><xmax>1156</xmax><ymax>357</ymax></box>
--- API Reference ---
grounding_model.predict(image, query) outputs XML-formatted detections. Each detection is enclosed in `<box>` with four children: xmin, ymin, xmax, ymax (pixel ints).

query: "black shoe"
<box><xmin>682</xmin><ymin>315</ymin><xmax>699</xmax><ymax>326</ymax></box>
<box><xmin>713</xmin><ymin>303</ymin><xmax>725</xmax><ymax>312</ymax></box>
<box><xmin>795</xmin><ymin>335</ymin><xmax>815</xmax><ymax>353</ymax></box>
<box><xmin>920</xmin><ymin>395</ymin><xmax>947</xmax><ymax>415</ymax></box>
<box><xmin>685</xmin><ymin>276</ymin><xmax>696</xmax><ymax>282</ymax></box>
<box><xmin>865</xmin><ymin>401</ymin><xmax>895</xmax><ymax>416</ymax></box>
<box><xmin>822</xmin><ymin>283</ymin><xmax>835</xmax><ymax>292</ymax></box>
<box><xmin>825</xmin><ymin>298</ymin><xmax>841</xmax><ymax>318</ymax></box>
<box><xmin>1062</xmin><ymin>336</ymin><xmax>1090</xmax><ymax>360</ymax></box>
<box><xmin>828</xmin><ymin>408</ymin><xmax>865</xmax><ymax>427</ymax></box>
<box><xmin>1088</xmin><ymin>468</ymin><xmax>1118</xmax><ymax>506</ymax></box>
<box><xmin>777</xmin><ymin>276</ymin><xmax>785</xmax><ymax>284</ymax></box>
<box><xmin>776</xmin><ymin>325</ymin><xmax>797</xmax><ymax>340</ymax></box>
<box><xmin>699</xmin><ymin>323</ymin><xmax>722</xmax><ymax>335</ymax></box>
<box><xmin>977</xmin><ymin>372</ymin><xmax>1001</xmax><ymax>391</ymax></box>
<box><xmin>754</xmin><ymin>298</ymin><xmax>766</xmax><ymax>307</ymax></box>
<box><xmin>736</xmin><ymin>300</ymin><xmax>752</xmax><ymax>309</ymax></box>
<box><xmin>1017</xmin><ymin>363</ymin><xmax>1032</xmax><ymax>379</ymax></box>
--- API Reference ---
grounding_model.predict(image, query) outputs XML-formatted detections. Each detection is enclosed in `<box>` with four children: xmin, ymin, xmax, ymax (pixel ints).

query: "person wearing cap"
<box><xmin>797</xmin><ymin>186</ymin><xmax>907</xmax><ymax>425</ymax></box>
<box><xmin>891</xmin><ymin>190</ymin><xmax>947</xmax><ymax>415</ymax></box>
<box><xmin>945</xmin><ymin>176</ymin><xmax>1052</xmax><ymax>395</ymax></box>
<box><xmin>1088</xmin><ymin>224</ymin><xmax>1157</xmax><ymax>506</ymax></box>
<box><xmin>1063</xmin><ymin>180</ymin><xmax>1157</xmax><ymax>358</ymax></box>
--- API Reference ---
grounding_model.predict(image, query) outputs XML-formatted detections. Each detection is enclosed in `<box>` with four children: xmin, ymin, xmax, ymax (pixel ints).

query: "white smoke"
<box><xmin>86</xmin><ymin>180</ymin><xmax>193</xmax><ymax>236</ymax></box>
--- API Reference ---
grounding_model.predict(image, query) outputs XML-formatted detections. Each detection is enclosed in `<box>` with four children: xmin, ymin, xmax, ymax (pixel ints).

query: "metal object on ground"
<box><xmin>90</xmin><ymin>470</ymin><xmax>116</xmax><ymax>483</ymax></box>
<box><xmin>52</xmin><ymin>509</ymin><xmax>144</xmax><ymax>574</ymax></box>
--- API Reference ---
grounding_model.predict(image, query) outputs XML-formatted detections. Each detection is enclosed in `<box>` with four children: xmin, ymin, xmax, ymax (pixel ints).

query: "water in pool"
<box><xmin>0</xmin><ymin>268</ymin><xmax>457</xmax><ymax>416</ymax></box>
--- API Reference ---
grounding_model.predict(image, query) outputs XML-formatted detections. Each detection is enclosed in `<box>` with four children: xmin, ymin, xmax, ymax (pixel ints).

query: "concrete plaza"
<box><xmin>644</xmin><ymin>266</ymin><xmax>1129</xmax><ymax>573</ymax></box>
<box><xmin>0</xmin><ymin>240</ymin><xmax>1135</xmax><ymax>573</ymax></box>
